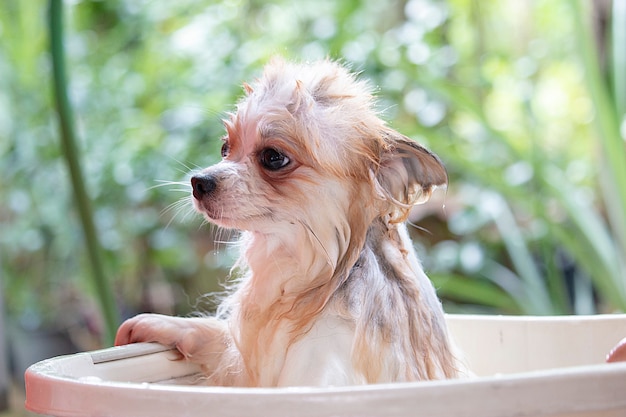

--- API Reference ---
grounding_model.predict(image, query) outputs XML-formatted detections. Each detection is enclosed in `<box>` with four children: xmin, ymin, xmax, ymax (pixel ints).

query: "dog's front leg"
<box><xmin>115</xmin><ymin>314</ymin><xmax>230</xmax><ymax>373</ymax></box>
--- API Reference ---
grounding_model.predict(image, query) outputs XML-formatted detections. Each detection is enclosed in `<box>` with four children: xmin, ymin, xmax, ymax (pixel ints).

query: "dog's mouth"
<box><xmin>195</xmin><ymin>205</ymin><xmax>238</xmax><ymax>230</ymax></box>
<box><xmin>192</xmin><ymin>196</ymin><xmax>273</xmax><ymax>230</ymax></box>
<box><xmin>192</xmin><ymin>198</ymin><xmax>228</xmax><ymax>223</ymax></box>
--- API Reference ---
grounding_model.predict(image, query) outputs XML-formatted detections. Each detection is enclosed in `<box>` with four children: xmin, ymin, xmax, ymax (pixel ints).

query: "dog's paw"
<box><xmin>115</xmin><ymin>313</ymin><xmax>228</xmax><ymax>364</ymax></box>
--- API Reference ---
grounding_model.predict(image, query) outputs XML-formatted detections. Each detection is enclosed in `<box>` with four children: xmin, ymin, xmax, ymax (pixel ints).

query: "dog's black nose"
<box><xmin>191</xmin><ymin>174</ymin><xmax>217</xmax><ymax>200</ymax></box>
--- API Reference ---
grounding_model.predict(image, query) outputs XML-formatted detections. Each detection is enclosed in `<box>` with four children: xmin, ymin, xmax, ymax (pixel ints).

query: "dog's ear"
<box><xmin>374</xmin><ymin>129</ymin><xmax>447</xmax><ymax>222</ymax></box>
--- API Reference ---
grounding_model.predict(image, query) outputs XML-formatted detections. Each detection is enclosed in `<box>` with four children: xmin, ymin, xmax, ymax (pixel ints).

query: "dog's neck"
<box><xmin>240</xmin><ymin>226</ymin><xmax>335</xmax><ymax>309</ymax></box>
<box><xmin>228</xmin><ymin>213</ymin><xmax>456</xmax><ymax>385</ymax></box>
<box><xmin>229</xmin><ymin>210</ymin><xmax>363</xmax><ymax>385</ymax></box>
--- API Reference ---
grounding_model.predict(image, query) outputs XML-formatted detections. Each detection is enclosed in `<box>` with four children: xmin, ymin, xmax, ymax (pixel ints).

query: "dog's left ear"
<box><xmin>374</xmin><ymin>129</ymin><xmax>447</xmax><ymax>222</ymax></box>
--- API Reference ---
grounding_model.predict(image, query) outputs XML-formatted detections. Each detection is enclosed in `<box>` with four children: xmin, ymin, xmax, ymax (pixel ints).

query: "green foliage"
<box><xmin>1</xmin><ymin>0</ymin><xmax>624</xmax><ymax>341</ymax></box>
<box><xmin>407</xmin><ymin>1</ymin><xmax>625</xmax><ymax>314</ymax></box>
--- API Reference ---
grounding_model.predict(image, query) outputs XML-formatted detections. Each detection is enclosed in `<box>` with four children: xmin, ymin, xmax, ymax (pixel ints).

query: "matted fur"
<box><xmin>116</xmin><ymin>58</ymin><xmax>461</xmax><ymax>386</ymax></box>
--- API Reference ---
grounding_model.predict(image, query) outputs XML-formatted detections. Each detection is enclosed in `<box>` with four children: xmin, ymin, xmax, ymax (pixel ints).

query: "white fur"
<box><xmin>278</xmin><ymin>314</ymin><xmax>357</xmax><ymax>386</ymax></box>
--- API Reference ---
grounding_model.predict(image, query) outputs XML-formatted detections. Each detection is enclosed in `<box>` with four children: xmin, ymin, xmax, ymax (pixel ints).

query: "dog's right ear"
<box><xmin>373</xmin><ymin>129</ymin><xmax>447</xmax><ymax>223</ymax></box>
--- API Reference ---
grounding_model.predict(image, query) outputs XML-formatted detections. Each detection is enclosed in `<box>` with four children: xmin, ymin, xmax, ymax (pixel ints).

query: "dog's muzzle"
<box><xmin>191</xmin><ymin>173</ymin><xmax>217</xmax><ymax>201</ymax></box>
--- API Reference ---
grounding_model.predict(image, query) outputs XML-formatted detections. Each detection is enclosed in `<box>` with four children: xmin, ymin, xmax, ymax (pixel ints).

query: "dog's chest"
<box><xmin>268</xmin><ymin>315</ymin><xmax>358</xmax><ymax>386</ymax></box>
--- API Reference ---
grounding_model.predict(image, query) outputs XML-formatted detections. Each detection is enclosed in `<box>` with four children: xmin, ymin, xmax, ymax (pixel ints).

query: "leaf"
<box><xmin>571</xmin><ymin>0</ymin><xmax>626</xmax><ymax>262</ymax></box>
<box><xmin>431</xmin><ymin>273</ymin><xmax>521</xmax><ymax>313</ymax></box>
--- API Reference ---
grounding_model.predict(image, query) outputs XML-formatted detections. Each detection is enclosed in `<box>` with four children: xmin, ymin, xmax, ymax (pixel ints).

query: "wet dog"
<box><xmin>115</xmin><ymin>58</ymin><xmax>462</xmax><ymax>386</ymax></box>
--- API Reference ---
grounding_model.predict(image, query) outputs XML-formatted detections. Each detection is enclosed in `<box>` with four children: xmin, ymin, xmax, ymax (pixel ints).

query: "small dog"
<box><xmin>115</xmin><ymin>58</ymin><xmax>462</xmax><ymax>386</ymax></box>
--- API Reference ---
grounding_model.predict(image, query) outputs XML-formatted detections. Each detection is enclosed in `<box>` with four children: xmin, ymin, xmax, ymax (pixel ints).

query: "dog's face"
<box><xmin>191</xmin><ymin>59</ymin><xmax>447</xmax><ymax>267</ymax></box>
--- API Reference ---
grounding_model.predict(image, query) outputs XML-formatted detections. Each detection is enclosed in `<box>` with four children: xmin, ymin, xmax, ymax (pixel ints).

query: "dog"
<box><xmin>115</xmin><ymin>58</ymin><xmax>462</xmax><ymax>387</ymax></box>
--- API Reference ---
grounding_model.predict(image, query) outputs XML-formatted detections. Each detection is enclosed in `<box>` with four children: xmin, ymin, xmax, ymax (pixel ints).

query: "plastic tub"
<box><xmin>25</xmin><ymin>314</ymin><xmax>626</xmax><ymax>417</ymax></box>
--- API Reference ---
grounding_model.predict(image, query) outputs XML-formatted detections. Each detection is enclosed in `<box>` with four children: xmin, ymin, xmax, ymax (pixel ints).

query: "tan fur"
<box><xmin>116</xmin><ymin>58</ymin><xmax>460</xmax><ymax>387</ymax></box>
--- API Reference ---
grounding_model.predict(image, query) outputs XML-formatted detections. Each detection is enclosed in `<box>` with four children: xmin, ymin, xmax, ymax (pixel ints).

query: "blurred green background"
<box><xmin>1</xmin><ymin>0</ymin><xmax>625</xmax><ymax>414</ymax></box>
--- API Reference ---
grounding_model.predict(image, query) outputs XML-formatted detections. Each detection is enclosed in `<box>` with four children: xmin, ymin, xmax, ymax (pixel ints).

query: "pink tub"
<box><xmin>25</xmin><ymin>314</ymin><xmax>626</xmax><ymax>417</ymax></box>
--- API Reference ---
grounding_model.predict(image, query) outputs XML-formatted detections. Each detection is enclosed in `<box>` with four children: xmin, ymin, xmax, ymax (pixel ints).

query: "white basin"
<box><xmin>24</xmin><ymin>314</ymin><xmax>626</xmax><ymax>417</ymax></box>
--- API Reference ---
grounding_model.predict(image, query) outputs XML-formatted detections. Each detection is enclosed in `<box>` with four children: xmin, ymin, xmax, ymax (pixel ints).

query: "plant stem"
<box><xmin>48</xmin><ymin>0</ymin><xmax>119</xmax><ymax>345</ymax></box>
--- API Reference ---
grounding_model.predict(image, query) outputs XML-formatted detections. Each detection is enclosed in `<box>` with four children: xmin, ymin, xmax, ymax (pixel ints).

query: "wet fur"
<box><xmin>116</xmin><ymin>58</ymin><xmax>461</xmax><ymax>386</ymax></box>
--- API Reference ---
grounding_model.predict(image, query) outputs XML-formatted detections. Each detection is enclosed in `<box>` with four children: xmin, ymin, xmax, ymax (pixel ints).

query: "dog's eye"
<box><xmin>221</xmin><ymin>142</ymin><xmax>230</xmax><ymax>158</ymax></box>
<box><xmin>259</xmin><ymin>148</ymin><xmax>290</xmax><ymax>171</ymax></box>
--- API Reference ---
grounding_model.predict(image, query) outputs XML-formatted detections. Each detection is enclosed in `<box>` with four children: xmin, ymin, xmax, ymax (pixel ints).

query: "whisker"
<box><xmin>298</xmin><ymin>220</ymin><xmax>332</xmax><ymax>267</ymax></box>
<box><xmin>147</xmin><ymin>180</ymin><xmax>191</xmax><ymax>192</ymax></box>
<box><xmin>213</xmin><ymin>228</ymin><xmax>238</xmax><ymax>253</ymax></box>
<box><xmin>161</xmin><ymin>197</ymin><xmax>190</xmax><ymax>214</ymax></box>
<box><xmin>197</xmin><ymin>217</ymin><xmax>211</xmax><ymax>232</ymax></box>
<box><xmin>164</xmin><ymin>154</ymin><xmax>203</xmax><ymax>174</ymax></box>
<box><xmin>406</xmin><ymin>219</ymin><xmax>433</xmax><ymax>236</ymax></box>
<box><xmin>160</xmin><ymin>197</ymin><xmax>197</xmax><ymax>229</ymax></box>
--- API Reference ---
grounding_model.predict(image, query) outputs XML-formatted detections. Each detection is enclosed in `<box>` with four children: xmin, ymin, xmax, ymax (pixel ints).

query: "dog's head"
<box><xmin>191</xmin><ymin>58</ymin><xmax>446</xmax><ymax>272</ymax></box>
